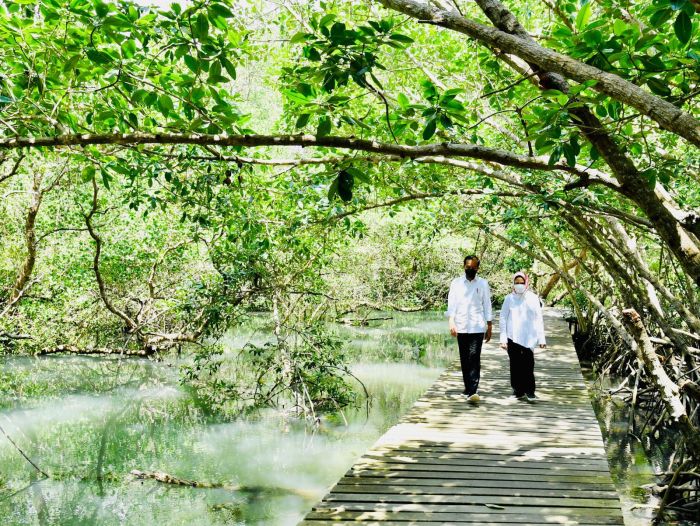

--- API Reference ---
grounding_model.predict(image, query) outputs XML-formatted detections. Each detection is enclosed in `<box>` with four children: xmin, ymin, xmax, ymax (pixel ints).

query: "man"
<box><xmin>446</xmin><ymin>255</ymin><xmax>493</xmax><ymax>403</ymax></box>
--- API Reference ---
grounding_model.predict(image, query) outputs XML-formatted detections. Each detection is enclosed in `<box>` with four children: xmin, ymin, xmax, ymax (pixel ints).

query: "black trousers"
<box><xmin>457</xmin><ymin>333</ymin><xmax>484</xmax><ymax>396</ymax></box>
<box><xmin>507</xmin><ymin>339</ymin><xmax>536</xmax><ymax>396</ymax></box>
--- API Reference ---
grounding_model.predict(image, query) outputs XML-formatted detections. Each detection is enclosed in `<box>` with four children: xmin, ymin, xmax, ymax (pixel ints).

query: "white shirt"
<box><xmin>446</xmin><ymin>276</ymin><xmax>492</xmax><ymax>333</ymax></box>
<box><xmin>499</xmin><ymin>290</ymin><xmax>546</xmax><ymax>350</ymax></box>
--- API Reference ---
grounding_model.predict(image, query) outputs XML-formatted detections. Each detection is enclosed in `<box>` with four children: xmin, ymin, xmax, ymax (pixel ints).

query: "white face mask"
<box><xmin>514</xmin><ymin>284</ymin><xmax>526</xmax><ymax>294</ymax></box>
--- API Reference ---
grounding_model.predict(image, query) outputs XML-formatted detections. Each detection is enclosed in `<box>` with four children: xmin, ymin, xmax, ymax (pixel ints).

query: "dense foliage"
<box><xmin>0</xmin><ymin>0</ymin><xmax>699</xmax><ymax>518</ymax></box>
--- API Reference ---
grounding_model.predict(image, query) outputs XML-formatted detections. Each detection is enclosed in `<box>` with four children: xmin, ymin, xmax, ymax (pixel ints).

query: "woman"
<box><xmin>499</xmin><ymin>272</ymin><xmax>546</xmax><ymax>401</ymax></box>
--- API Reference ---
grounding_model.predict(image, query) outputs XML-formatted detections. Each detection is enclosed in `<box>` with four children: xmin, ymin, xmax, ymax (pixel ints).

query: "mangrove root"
<box><xmin>621</xmin><ymin>308</ymin><xmax>700</xmax><ymax>459</ymax></box>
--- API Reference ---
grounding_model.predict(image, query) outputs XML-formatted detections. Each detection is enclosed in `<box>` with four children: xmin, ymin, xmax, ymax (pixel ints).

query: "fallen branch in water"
<box><xmin>130</xmin><ymin>470</ymin><xmax>226</xmax><ymax>488</ymax></box>
<box><xmin>129</xmin><ymin>470</ymin><xmax>317</xmax><ymax>498</ymax></box>
<box><xmin>338</xmin><ymin>316</ymin><xmax>393</xmax><ymax>326</ymax></box>
<box><xmin>39</xmin><ymin>345</ymin><xmax>153</xmax><ymax>357</ymax></box>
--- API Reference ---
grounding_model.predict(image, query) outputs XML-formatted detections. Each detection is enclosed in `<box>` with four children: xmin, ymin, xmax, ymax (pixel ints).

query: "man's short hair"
<box><xmin>464</xmin><ymin>255</ymin><xmax>480</xmax><ymax>266</ymax></box>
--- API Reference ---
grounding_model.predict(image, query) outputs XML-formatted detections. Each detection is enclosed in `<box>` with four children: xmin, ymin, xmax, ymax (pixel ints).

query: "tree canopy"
<box><xmin>1</xmin><ymin>0</ymin><xmax>700</xmax><ymax>470</ymax></box>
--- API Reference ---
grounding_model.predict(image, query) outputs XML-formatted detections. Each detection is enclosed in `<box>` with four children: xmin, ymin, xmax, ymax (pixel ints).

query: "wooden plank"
<box><xmin>312</xmin><ymin>502</ymin><xmax>620</xmax><ymax>515</ymax></box>
<box><xmin>299</xmin><ymin>313</ymin><xmax>624</xmax><ymax>524</ymax></box>
<box><xmin>333</xmin><ymin>483</ymin><xmax>620</xmax><ymax>499</ymax></box>
<box><xmin>302</xmin><ymin>518</ymin><xmax>621</xmax><ymax>526</ymax></box>
<box><xmin>346</xmin><ymin>469</ymin><xmax>615</xmax><ymax>484</ymax></box>
<box><xmin>364</xmin><ymin>449</ymin><xmax>611</xmax><ymax>466</ymax></box>
<box><xmin>350</xmin><ymin>460</ymin><xmax>611</xmax><ymax>475</ymax></box>
<box><xmin>307</xmin><ymin>506</ymin><xmax>624</xmax><ymax>524</ymax></box>
<box><xmin>336</xmin><ymin>477</ymin><xmax>617</xmax><ymax>491</ymax></box>
<box><xmin>322</xmin><ymin>493</ymin><xmax>622</xmax><ymax>508</ymax></box>
<box><xmin>300</xmin><ymin>519</ymin><xmax>616</xmax><ymax>526</ymax></box>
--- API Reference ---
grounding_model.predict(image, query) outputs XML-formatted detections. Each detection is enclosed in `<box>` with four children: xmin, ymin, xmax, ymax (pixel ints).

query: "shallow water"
<box><xmin>0</xmin><ymin>311</ymin><xmax>666</xmax><ymax>525</ymax></box>
<box><xmin>0</xmin><ymin>312</ymin><xmax>449</xmax><ymax>526</ymax></box>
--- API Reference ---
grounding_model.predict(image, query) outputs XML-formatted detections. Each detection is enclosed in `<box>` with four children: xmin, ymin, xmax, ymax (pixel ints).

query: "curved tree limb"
<box><xmin>377</xmin><ymin>0</ymin><xmax>700</xmax><ymax>148</ymax></box>
<box><xmin>0</xmin><ymin>132</ymin><xmax>592</xmax><ymax>176</ymax></box>
<box><xmin>84</xmin><ymin>178</ymin><xmax>138</xmax><ymax>333</ymax></box>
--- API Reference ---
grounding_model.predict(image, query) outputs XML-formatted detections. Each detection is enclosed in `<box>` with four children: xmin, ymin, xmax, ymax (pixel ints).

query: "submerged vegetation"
<box><xmin>0</xmin><ymin>0</ymin><xmax>699</xmax><ymax>522</ymax></box>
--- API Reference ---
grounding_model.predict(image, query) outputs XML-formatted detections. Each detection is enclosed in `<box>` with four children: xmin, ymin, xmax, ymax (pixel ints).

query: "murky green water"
<box><xmin>0</xmin><ymin>312</ymin><xmax>451</xmax><ymax>526</ymax></box>
<box><xmin>0</xmin><ymin>312</ymin><xmax>669</xmax><ymax>525</ymax></box>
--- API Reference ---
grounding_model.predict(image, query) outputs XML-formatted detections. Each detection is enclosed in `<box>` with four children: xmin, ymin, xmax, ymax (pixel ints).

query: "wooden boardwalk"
<box><xmin>301</xmin><ymin>310</ymin><xmax>624</xmax><ymax>525</ymax></box>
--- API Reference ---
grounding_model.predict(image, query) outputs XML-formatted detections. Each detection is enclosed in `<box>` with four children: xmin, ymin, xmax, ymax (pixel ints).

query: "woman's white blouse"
<box><xmin>499</xmin><ymin>290</ymin><xmax>546</xmax><ymax>350</ymax></box>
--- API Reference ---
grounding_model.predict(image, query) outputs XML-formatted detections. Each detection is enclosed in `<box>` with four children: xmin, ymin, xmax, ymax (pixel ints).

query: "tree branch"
<box><xmin>0</xmin><ymin>132</ymin><xmax>593</xmax><ymax>176</ymax></box>
<box><xmin>377</xmin><ymin>0</ymin><xmax>700</xmax><ymax>147</ymax></box>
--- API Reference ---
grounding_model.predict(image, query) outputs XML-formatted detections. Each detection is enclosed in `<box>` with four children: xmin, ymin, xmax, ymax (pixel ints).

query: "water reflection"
<box><xmin>0</xmin><ymin>312</ymin><xmax>450</xmax><ymax>525</ymax></box>
<box><xmin>1</xmin><ymin>312</ymin><xmax>671</xmax><ymax>525</ymax></box>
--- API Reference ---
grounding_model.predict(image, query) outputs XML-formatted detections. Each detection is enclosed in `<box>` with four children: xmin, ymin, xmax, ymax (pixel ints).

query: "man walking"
<box><xmin>447</xmin><ymin>255</ymin><xmax>493</xmax><ymax>403</ymax></box>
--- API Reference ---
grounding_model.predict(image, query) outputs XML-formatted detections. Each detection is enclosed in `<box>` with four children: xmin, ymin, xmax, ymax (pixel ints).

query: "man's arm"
<box><xmin>446</xmin><ymin>280</ymin><xmax>458</xmax><ymax>337</ymax></box>
<box><xmin>534</xmin><ymin>294</ymin><xmax>547</xmax><ymax>348</ymax></box>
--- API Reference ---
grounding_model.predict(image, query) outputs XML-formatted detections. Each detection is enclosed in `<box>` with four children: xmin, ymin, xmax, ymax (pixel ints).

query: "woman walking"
<box><xmin>499</xmin><ymin>272</ymin><xmax>546</xmax><ymax>401</ymax></box>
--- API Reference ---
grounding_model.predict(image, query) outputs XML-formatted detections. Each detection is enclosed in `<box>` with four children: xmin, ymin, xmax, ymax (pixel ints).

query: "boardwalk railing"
<box><xmin>301</xmin><ymin>310</ymin><xmax>624</xmax><ymax>525</ymax></box>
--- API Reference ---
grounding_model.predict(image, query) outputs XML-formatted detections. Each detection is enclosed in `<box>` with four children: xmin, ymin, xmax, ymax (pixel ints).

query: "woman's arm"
<box><xmin>499</xmin><ymin>295</ymin><xmax>510</xmax><ymax>348</ymax></box>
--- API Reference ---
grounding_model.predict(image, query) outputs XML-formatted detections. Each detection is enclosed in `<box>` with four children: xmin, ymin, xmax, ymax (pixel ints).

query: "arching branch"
<box><xmin>377</xmin><ymin>0</ymin><xmax>700</xmax><ymax>148</ymax></box>
<box><xmin>0</xmin><ymin>132</ymin><xmax>597</xmax><ymax>177</ymax></box>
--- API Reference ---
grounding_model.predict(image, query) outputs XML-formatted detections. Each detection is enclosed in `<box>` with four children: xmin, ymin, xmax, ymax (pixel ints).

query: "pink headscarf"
<box><xmin>512</xmin><ymin>271</ymin><xmax>529</xmax><ymax>293</ymax></box>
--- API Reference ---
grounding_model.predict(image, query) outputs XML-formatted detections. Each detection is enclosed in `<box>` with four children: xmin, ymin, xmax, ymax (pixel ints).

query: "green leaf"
<box><xmin>582</xmin><ymin>29</ymin><xmax>602</xmax><ymax>46</ymax></box>
<box><xmin>208</xmin><ymin>60</ymin><xmax>224</xmax><ymax>83</ymax></box>
<box><xmin>674</xmin><ymin>12</ymin><xmax>693</xmax><ymax>44</ymax></box>
<box><xmin>289</xmin><ymin>32</ymin><xmax>310</xmax><ymax>44</ymax></box>
<box><xmin>120</xmin><ymin>39</ymin><xmax>137</xmax><ymax>58</ymax></box>
<box><xmin>317</xmin><ymin>116</ymin><xmax>332</xmax><ymax>136</ymax></box>
<box><xmin>548</xmin><ymin>145</ymin><xmax>562</xmax><ymax>165</ymax></box>
<box><xmin>209</xmin><ymin>3</ymin><xmax>233</xmax><ymax>18</ymax></box>
<box><xmin>562</xmin><ymin>143</ymin><xmax>576</xmax><ymax>167</ymax></box>
<box><xmin>319</xmin><ymin>14</ymin><xmax>336</xmax><ymax>28</ymax></box>
<box><xmin>283</xmin><ymin>89</ymin><xmax>311</xmax><ymax>104</ymax></box>
<box><xmin>575</xmin><ymin>3</ymin><xmax>592</xmax><ymax>31</ymax></box>
<box><xmin>613</xmin><ymin>19</ymin><xmax>627</xmax><ymax>36</ymax></box>
<box><xmin>330</xmin><ymin>22</ymin><xmax>346</xmax><ymax>42</ymax></box>
<box><xmin>82</xmin><ymin>166</ymin><xmax>96</xmax><ymax>182</ymax></box>
<box><xmin>337</xmin><ymin>170</ymin><xmax>354</xmax><ymax>202</ymax></box>
<box><xmin>158</xmin><ymin>94</ymin><xmax>174</xmax><ymax>115</ymax></box>
<box><xmin>641</xmin><ymin>168</ymin><xmax>657</xmax><ymax>188</ymax></box>
<box><xmin>397</xmin><ymin>93</ymin><xmax>410</xmax><ymax>108</ymax></box>
<box><xmin>647</xmin><ymin>77</ymin><xmax>672</xmax><ymax>96</ymax></box>
<box><xmin>195</xmin><ymin>13</ymin><xmax>209</xmax><ymax>40</ymax></box>
<box><xmin>389</xmin><ymin>33</ymin><xmax>414</xmax><ymax>45</ymax></box>
<box><xmin>86</xmin><ymin>48</ymin><xmax>112</xmax><ymax>64</ymax></box>
<box><xmin>345</xmin><ymin>167</ymin><xmax>370</xmax><ymax>184</ymax></box>
<box><xmin>422</xmin><ymin>118</ymin><xmax>437</xmax><ymax>140</ymax></box>
<box><xmin>650</xmin><ymin>8</ymin><xmax>673</xmax><ymax>28</ymax></box>
<box><xmin>295</xmin><ymin>113</ymin><xmax>311</xmax><ymax>128</ymax></box>
<box><xmin>327</xmin><ymin>177</ymin><xmax>339</xmax><ymax>201</ymax></box>
<box><xmin>220</xmin><ymin>56</ymin><xmax>237</xmax><ymax>80</ymax></box>
<box><xmin>101</xmin><ymin>169</ymin><xmax>112</xmax><ymax>190</ymax></box>
<box><xmin>184</xmin><ymin>54</ymin><xmax>199</xmax><ymax>73</ymax></box>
